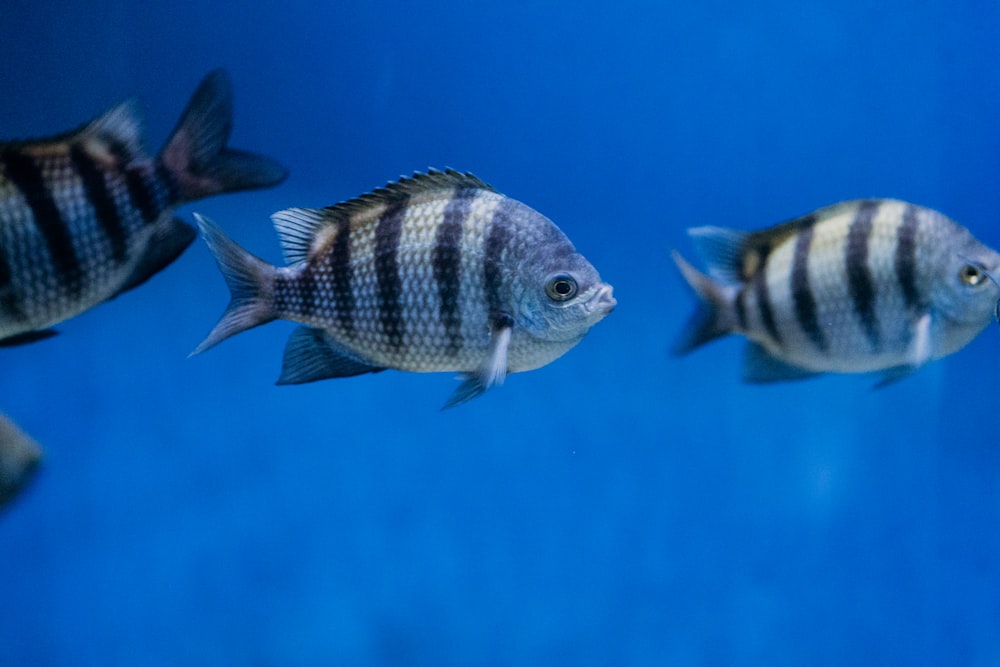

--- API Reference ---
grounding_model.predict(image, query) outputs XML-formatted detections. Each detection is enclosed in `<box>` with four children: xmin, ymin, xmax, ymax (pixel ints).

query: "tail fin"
<box><xmin>191</xmin><ymin>213</ymin><xmax>277</xmax><ymax>355</ymax></box>
<box><xmin>160</xmin><ymin>69</ymin><xmax>287</xmax><ymax>202</ymax></box>
<box><xmin>670</xmin><ymin>250</ymin><xmax>736</xmax><ymax>355</ymax></box>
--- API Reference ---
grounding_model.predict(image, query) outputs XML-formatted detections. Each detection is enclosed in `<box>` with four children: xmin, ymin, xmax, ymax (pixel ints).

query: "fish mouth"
<box><xmin>586</xmin><ymin>284</ymin><xmax>616</xmax><ymax>316</ymax></box>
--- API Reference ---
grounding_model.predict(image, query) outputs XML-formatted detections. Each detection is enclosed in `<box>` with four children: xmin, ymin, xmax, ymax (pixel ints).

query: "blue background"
<box><xmin>2</xmin><ymin>1</ymin><xmax>1000</xmax><ymax>665</ymax></box>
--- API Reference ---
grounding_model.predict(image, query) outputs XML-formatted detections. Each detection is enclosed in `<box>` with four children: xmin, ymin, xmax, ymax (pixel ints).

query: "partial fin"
<box><xmin>112</xmin><ymin>217</ymin><xmax>196</xmax><ymax>298</ymax></box>
<box><xmin>670</xmin><ymin>250</ymin><xmax>737</xmax><ymax>355</ymax></box>
<box><xmin>271</xmin><ymin>169</ymin><xmax>493</xmax><ymax>264</ymax></box>
<box><xmin>0</xmin><ymin>330</ymin><xmax>58</xmax><ymax>347</ymax></box>
<box><xmin>743</xmin><ymin>342</ymin><xmax>820</xmax><ymax>383</ymax></box>
<box><xmin>160</xmin><ymin>69</ymin><xmax>287</xmax><ymax>201</ymax></box>
<box><xmin>443</xmin><ymin>315</ymin><xmax>512</xmax><ymax>409</ymax></box>
<box><xmin>277</xmin><ymin>326</ymin><xmax>384</xmax><ymax>385</ymax></box>
<box><xmin>0</xmin><ymin>412</ymin><xmax>43</xmax><ymax>510</ymax></box>
<box><xmin>190</xmin><ymin>213</ymin><xmax>276</xmax><ymax>355</ymax></box>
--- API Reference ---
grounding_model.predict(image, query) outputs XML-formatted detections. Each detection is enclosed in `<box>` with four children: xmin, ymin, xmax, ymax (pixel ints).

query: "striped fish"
<box><xmin>0</xmin><ymin>69</ymin><xmax>287</xmax><ymax>345</ymax></box>
<box><xmin>0</xmin><ymin>413</ymin><xmax>42</xmax><ymax>511</ymax></box>
<box><xmin>672</xmin><ymin>199</ymin><xmax>1000</xmax><ymax>383</ymax></box>
<box><xmin>192</xmin><ymin>169</ymin><xmax>616</xmax><ymax>407</ymax></box>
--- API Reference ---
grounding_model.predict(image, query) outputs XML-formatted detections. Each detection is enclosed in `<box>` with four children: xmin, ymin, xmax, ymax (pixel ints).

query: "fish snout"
<box><xmin>589</xmin><ymin>284</ymin><xmax>616</xmax><ymax>315</ymax></box>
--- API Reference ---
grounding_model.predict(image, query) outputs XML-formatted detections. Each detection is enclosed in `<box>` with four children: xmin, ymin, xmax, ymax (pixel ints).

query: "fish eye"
<box><xmin>546</xmin><ymin>274</ymin><xmax>578</xmax><ymax>302</ymax></box>
<box><xmin>960</xmin><ymin>264</ymin><xmax>987</xmax><ymax>287</ymax></box>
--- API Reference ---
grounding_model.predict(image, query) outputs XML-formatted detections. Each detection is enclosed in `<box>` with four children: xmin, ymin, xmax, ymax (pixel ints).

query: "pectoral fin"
<box><xmin>443</xmin><ymin>315</ymin><xmax>512</xmax><ymax>409</ymax></box>
<box><xmin>875</xmin><ymin>313</ymin><xmax>933</xmax><ymax>388</ymax></box>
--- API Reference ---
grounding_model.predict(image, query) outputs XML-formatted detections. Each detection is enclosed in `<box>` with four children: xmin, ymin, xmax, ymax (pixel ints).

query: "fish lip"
<box><xmin>587</xmin><ymin>284</ymin><xmax>616</xmax><ymax>315</ymax></box>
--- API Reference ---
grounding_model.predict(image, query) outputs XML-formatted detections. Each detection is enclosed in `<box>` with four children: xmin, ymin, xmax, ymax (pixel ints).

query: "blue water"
<box><xmin>2</xmin><ymin>2</ymin><xmax>1000</xmax><ymax>665</ymax></box>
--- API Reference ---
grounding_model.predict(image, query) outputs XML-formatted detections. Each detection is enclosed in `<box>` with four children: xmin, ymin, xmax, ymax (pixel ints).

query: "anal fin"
<box><xmin>276</xmin><ymin>326</ymin><xmax>384</xmax><ymax>385</ymax></box>
<box><xmin>112</xmin><ymin>217</ymin><xmax>196</xmax><ymax>299</ymax></box>
<box><xmin>743</xmin><ymin>341</ymin><xmax>820</xmax><ymax>383</ymax></box>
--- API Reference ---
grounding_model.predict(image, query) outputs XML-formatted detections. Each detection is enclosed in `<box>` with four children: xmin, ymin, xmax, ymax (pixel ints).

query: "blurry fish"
<box><xmin>0</xmin><ymin>413</ymin><xmax>42</xmax><ymax>511</ymax></box>
<box><xmin>672</xmin><ymin>199</ymin><xmax>1000</xmax><ymax>383</ymax></box>
<box><xmin>0</xmin><ymin>69</ymin><xmax>287</xmax><ymax>345</ymax></box>
<box><xmin>192</xmin><ymin>169</ymin><xmax>616</xmax><ymax>407</ymax></box>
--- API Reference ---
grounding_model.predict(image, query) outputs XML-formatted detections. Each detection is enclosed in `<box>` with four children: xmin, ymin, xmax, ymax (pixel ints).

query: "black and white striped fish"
<box><xmin>192</xmin><ymin>169</ymin><xmax>616</xmax><ymax>407</ymax></box>
<box><xmin>672</xmin><ymin>199</ymin><xmax>1000</xmax><ymax>383</ymax></box>
<box><xmin>0</xmin><ymin>413</ymin><xmax>42</xmax><ymax>511</ymax></box>
<box><xmin>0</xmin><ymin>69</ymin><xmax>287</xmax><ymax>345</ymax></box>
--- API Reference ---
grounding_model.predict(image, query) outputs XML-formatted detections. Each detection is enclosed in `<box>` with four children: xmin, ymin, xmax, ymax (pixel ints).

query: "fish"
<box><xmin>0</xmin><ymin>69</ymin><xmax>288</xmax><ymax>346</ymax></box>
<box><xmin>192</xmin><ymin>169</ymin><xmax>616</xmax><ymax>407</ymax></box>
<box><xmin>0</xmin><ymin>413</ymin><xmax>42</xmax><ymax>511</ymax></box>
<box><xmin>671</xmin><ymin>198</ymin><xmax>1000</xmax><ymax>384</ymax></box>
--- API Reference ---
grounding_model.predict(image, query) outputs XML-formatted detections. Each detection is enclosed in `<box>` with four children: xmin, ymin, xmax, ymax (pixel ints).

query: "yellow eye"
<box><xmin>546</xmin><ymin>274</ymin><xmax>578</xmax><ymax>301</ymax></box>
<box><xmin>960</xmin><ymin>264</ymin><xmax>987</xmax><ymax>286</ymax></box>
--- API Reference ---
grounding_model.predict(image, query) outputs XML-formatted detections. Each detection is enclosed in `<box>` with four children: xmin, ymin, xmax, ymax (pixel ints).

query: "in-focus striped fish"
<box><xmin>192</xmin><ymin>169</ymin><xmax>616</xmax><ymax>407</ymax></box>
<box><xmin>0</xmin><ymin>69</ymin><xmax>287</xmax><ymax>345</ymax></box>
<box><xmin>672</xmin><ymin>199</ymin><xmax>1000</xmax><ymax>383</ymax></box>
<box><xmin>0</xmin><ymin>413</ymin><xmax>42</xmax><ymax>511</ymax></box>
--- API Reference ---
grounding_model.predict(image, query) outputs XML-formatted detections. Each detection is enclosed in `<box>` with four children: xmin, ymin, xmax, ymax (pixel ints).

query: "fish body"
<box><xmin>672</xmin><ymin>199</ymin><xmax>1000</xmax><ymax>383</ymax></box>
<box><xmin>0</xmin><ymin>69</ymin><xmax>287</xmax><ymax>344</ymax></box>
<box><xmin>194</xmin><ymin>169</ymin><xmax>615</xmax><ymax>406</ymax></box>
<box><xmin>0</xmin><ymin>413</ymin><xmax>42</xmax><ymax>511</ymax></box>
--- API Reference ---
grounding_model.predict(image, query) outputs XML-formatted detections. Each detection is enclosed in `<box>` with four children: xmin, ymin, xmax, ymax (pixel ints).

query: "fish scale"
<box><xmin>194</xmin><ymin>169</ymin><xmax>616</xmax><ymax>407</ymax></box>
<box><xmin>673</xmin><ymin>198</ymin><xmax>1000</xmax><ymax>383</ymax></box>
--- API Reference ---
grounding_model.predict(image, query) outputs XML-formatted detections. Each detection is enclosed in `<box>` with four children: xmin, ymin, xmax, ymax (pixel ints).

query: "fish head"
<box><xmin>515</xmin><ymin>242</ymin><xmax>615</xmax><ymax>344</ymax></box>
<box><xmin>932</xmin><ymin>234</ymin><xmax>1000</xmax><ymax>352</ymax></box>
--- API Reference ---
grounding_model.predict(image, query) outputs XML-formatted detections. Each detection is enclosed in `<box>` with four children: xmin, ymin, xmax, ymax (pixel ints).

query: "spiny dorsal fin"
<box><xmin>271</xmin><ymin>168</ymin><xmax>494</xmax><ymax>265</ymax></box>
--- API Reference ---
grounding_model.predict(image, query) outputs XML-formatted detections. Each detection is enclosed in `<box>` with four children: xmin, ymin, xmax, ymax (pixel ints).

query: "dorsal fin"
<box><xmin>271</xmin><ymin>168</ymin><xmax>494</xmax><ymax>265</ymax></box>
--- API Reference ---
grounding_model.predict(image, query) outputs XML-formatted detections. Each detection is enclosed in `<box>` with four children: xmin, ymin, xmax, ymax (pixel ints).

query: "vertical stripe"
<box><xmin>1</xmin><ymin>150</ymin><xmax>82</xmax><ymax>297</ymax></box>
<box><xmin>374</xmin><ymin>197</ymin><xmax>408</xmax><ymax>350</ymax></box>
<box><xmin>895</xmin><ymin>203</ymin><xmax>921</xmax><ymax>310</ymax></box>
<box><xmin>754</xmin><ymin>254</ymin><xmax>781</xmax><ymax>345</ymax></box>
<box><xmin>69</xmin><ymin>145</ymin><xmax>128</xmax><ymax>263</ymax></box>
<box><xmin>791</xmin><ymin>223</ymin><xmax>826</xmax><ymax>351</ymax></box>
<box><xmin>0</xmin><ymin>249</ymin><xmax>24</xmax><ymax>322</ymax></box>
<box><xmin>846</xmin><ymin>200</ymin><xmax>880</xmax><ymax>349</ymax></box>
<box><xmin>484</xmin><ymin>199</ymin><xmax>513</xmax><ymax>318</ymax></box>
<box><xmin>330</xmin><ymin>219</ymin><xmax>354</xmax><ymax>337</ymax></box>
<box><xmin>735</xmin><ymin>287</ymin><xmax>748</xmax><ymax>332</ymax></box>
<box><xmin>297</xmin><ymin>264</ymin><xmax>317</xmax><ymax>318</ymax></box>
<box><xmin>434</xmin><ymin>189</ymin><xmax>471</xmax><ymax>356</ymax></box>
<box><xmin>125</xmin><ymin>169</ymin><xmax>160</xmax><ymax>223</ymax></box>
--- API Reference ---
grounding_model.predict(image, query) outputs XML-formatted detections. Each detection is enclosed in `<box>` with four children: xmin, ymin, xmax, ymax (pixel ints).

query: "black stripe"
<box><xmin>2</xmin><ymin>149</ymin><xmax>82</xmax><ymax>297</ymax></box>
<box><xmin>484</xmin><ymin>199</ymin><xmax>513</xmax><ymax>318</ymax></box>
<box><xmin>330</xmin><ymin>219</ymin><xmax>354</xmax><ymax>337</ymax></box>
<box><xmin>753</xmin><ymin>252</ymin><xmax>781</xmax><ymax>345</ymax></box>
<box><xmin>69</xmin><ymin>145</ymin><xmax>128</xmax><ymax>263</ymax></box>
<box><xmin>434</xmin><ymin>189</ymin><xmax>472</xmax><ymax>356</ymax></box>
<box><xmin>125</xmin><ymin>168</ymin><xmax>160</xmax><ymax>223</ymax></box>
<box><xmin>895</xmin><ymin>204</ymin><xmax>921</xmax><ymax>311</ymax></box>
<box><xmin>298</xmin><ymin>264</ymin><xmax>317</xmax><ymax>319</ymax></box>
<box><xmin>791</xmin><ymin>223</ymin><xmax>826</xmax><ymax>352</ymax></box>
<box><xmin>374</xmin><ymin>198</ymin><xmax>408</xmax><ymax>351</ymax></box>
<box><xmin>0</xmin><ymin>248</ymin><xmax>24</xmax><ymax>322</ymax></box>
<box><xmin>846</xmin><ymin>201</ymin><xmax>880</xmax><ymax>349</ymax></box>
<box><xmin>735</xmin><ymin>287</ymin><xmax>748</xmax><ymax>331</ymax></box>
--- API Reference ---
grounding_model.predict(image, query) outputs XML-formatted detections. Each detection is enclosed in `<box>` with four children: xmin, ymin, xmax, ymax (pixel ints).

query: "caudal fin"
<box><xmin>191</xmin><ymin>213</ymin><xmax>277</xmax><ymax>355</ymax></box>
<box><xmin>160</xmin><ymin>69</ymin><xmax>287</xmax><ymax>202</ymax></box>
<box><xmin>670</xmin><ymin>250</ymin><xmax>736</xmax><ymax>355</ymax></box>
